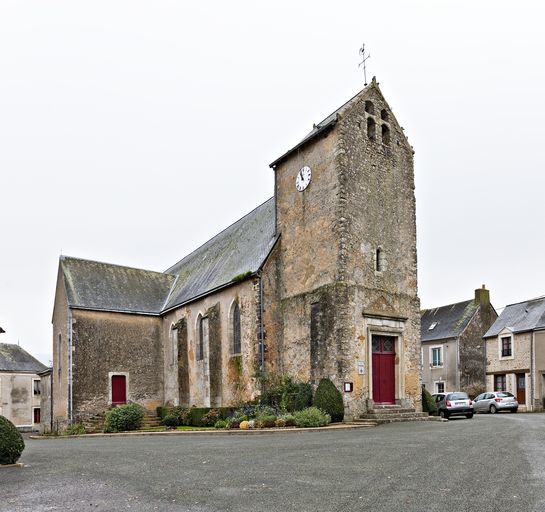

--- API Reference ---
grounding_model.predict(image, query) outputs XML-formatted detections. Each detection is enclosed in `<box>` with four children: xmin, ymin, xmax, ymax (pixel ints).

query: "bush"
<box><xmin>275</xmin><ymin>417</ymin><xmax>286</xmax><ymax>427</ymax></box>
<box><xmin>281</xmin><ymin>414</ymin><xmax>296</xmax><ymax>427</ymax></box>
<box><xmin>214</xmin><ymin>420</ymin><xmax>227</xmax><ymax>429</ymax></box>
<box><xmin>260</xmin><ymin>376</ymin><xmax>313</xmax><ymax>412</ymax></box>
<box><xmin>313</xmin><ymin>378</ymin><xmax>344</xmax><ymax>422</ymax></box>
<box><xmin>422</xmin><ymin>386</ymin><xmax>437</xmax><ymax>415</ymax></box>
<box><xmin>162</xmin><ymin>414</ymin><xmax>180</xmax><ymax>427</ymax></box>
<box><xmin>227</xmin><ymin>417</ymin><xmax>240</xmax><ymax>429</ymax></box>
<box><xmin>239</xmin><ymin>420</ymin><xmax>249</xmax><ymax>430</ymax></box>
<box><xmin>255</xmin><ymin>415</ymin><xmax>276</xmax><ymax>428</ymax></box>
<box><xmin>294</xmin><ymin>407</ymin><xmax>331</xmax><ymax>428</ymax></box>
<box><xmin>0</xmin><ymin>416</ymin><xmax>25</xmax><ymax>465</ymax></box>
<box><xmin>293</xmin><ymin>383</ymin><xmax>313</xmax><ymax>411</ymax></box>
<box><xmin>201</xmin><ymin>409</ymin><xmax>220</xmax><ymax>427</ymax></box>
<box><xmin>104</xmin><ymin>404</ymin><xmax>145</xmax><ymax>433</ymax></box>
<box><xmin>66</xmin><ymin>423</ymin><xmax>86</xmax><ymax>436</ymax></box>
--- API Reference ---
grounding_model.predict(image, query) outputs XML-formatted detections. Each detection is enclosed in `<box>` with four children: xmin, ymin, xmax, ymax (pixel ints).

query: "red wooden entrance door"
<box><xmin>516</xmin><ymin>373</ymin><xmax>526</xmax><ymax>404</ymax></box>
<box><xmin>372</xmin><ymin>335</ymin><xmax>396</xmax><ymax>404</ymax></box>
<box><xmin>111</xmin><ymin>375</ymin><xmax>127</xmax><ymax>405</ymax></box>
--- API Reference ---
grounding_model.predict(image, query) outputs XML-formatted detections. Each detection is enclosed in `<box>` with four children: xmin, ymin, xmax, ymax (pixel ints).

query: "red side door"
<box><xmin>111</xmin><ymin>375</ymin><xmax>127</xmax><ymax>405</ymax></box>
<box><xmin>372</xmin><ymin>335</ymin><xmax>396</xmax><ymax>405</ymax></box>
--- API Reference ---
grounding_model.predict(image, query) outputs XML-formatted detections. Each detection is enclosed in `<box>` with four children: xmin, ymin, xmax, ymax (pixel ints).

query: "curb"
<box><xmin>0</xmin><ymin>462</ymin><xmax>24</xmax><ymax>469</ymax></box>
<box><xmin>30</xmin><ymin>422</ymin><xmax>373</xmax><ymax>440</ymax></box>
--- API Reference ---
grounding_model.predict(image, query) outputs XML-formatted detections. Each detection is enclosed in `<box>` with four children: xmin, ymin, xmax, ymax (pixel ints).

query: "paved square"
<box><xmin>2</xmin><ymin>414</ymin><xmax>544</xmax><ymax>512</ymax></box>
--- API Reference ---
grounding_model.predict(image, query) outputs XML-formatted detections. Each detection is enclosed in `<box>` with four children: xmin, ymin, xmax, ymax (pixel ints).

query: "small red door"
<box><xmin>111</xmin><ymin>375</ymin><xmax>127</xmax><ymax>405</ymax></box>
<box><xmin>516</xmin><ymin>373</ymin><xmax>526</xmax><ymax>404</ymax></box>
<box><xmin>372</xmin><ymin>335</ymin><xmax>396</xmax><ymax>404</ymax></box>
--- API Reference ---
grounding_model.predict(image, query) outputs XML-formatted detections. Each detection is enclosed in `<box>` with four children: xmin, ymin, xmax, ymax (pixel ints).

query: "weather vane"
<box><xmin>358</xmin><ymin>44</ymin><xmax>371</xmax><ymax>86</ymax></box>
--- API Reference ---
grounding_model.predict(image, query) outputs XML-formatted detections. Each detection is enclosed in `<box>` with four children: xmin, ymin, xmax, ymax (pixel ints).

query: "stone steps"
<box><xmin>358</xmin><ymin>407</ymin><xmax>436</xmax><ymax>425</ymax></box>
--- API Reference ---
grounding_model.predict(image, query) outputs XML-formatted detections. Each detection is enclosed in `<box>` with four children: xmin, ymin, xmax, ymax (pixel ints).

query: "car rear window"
<box><xmin>497</xmin><ymin>392</ymin><xmax>514</xmax><ymax>398</ymax></box>
<box><xmin>448</xmin><ymin>392</ymin><xmax>469</xmax><ymax>400</ymax></box>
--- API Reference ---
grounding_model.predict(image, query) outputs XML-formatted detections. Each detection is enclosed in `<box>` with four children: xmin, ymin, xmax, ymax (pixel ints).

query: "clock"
<box><xmin>295</xmin><ymin>166</ymin><xmax>312</xmax><ymax>192</ymax></box>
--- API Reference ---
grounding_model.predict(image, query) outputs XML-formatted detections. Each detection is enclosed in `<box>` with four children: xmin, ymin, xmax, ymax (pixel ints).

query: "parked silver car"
<box><xmin>473</xmin><ymin>392</ymin><xmax>518</xmax><ymax>414</ymax></box>
<box><xmin>433</xmin><ymin>392</ymin><xmax>474</xmax><ymax>419</ymax></box>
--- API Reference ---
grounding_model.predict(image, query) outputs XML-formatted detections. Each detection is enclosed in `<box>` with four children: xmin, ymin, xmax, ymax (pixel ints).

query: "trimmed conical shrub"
<box><xmin>313</xmin><ymin>378</ymin><xmax>344</xmax><ymax>422</ymax></box>
<box><xmin>0</xmin><ymin>415</ymin><xmax>25</xmax><ymax>465</ymax></box>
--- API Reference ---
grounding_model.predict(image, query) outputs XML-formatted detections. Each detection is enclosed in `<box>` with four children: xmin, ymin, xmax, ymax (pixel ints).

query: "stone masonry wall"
<box><xmin>71</xmin><ymin>310</ymin><xmax>163</xmax><ymax>422</ymax></box>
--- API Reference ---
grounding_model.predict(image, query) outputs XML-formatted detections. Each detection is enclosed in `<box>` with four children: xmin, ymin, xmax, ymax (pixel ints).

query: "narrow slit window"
<box><xmin>365</xmin><ymin>100</ymin><xmax>374</xmax><ymax>114</ymax></box>
<box><xmin>197</xmin><ymin>315</ymin><xmax>204</xmax><ymax>361</ymax></box>
<box><xmin>382</xmin><ymin>124</ymin><xmax>390</xmax><ymax>145</ymax></box>
<box><xmin>375</xmin><ymin>247</ymin><xmax>383</xmax><ymax>271</ymax></box>
<box><xmin>232</xmin><ymin>302</ymin><xmax>241</xmax><ymax>355</ymax></box>
<box><xmin>367</xmin><ymin>117</ymin><xmax>376</xmax><ymax>141</ymax></box>
<box><xmin>381</xmin><ymin>109</ymin><xmax>389</xmax><ymax>121</ymax></box>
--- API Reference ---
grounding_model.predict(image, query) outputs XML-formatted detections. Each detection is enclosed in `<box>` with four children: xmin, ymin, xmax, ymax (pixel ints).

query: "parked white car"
<box><xmin>473</xmin><ymin>392</ymin><xmax>518</xmax><ymax>414</ymax></box>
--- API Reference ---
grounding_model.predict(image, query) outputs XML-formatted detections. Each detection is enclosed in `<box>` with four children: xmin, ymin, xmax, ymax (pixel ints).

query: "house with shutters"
<box><xmin>51</xmin><ymin>78</ymin><xmax>423</xmax><ymax>430</ymax></box>
<box><xmin>421</xmin><ymin>287</ymin><xmax>497</xmax><ymax>396</ymax></box>
<box><xmin>483</xmin><ymin>295</ymin><xmax>545</xmax><ymax>411</ymax></box>
<box><xmin>0</xmin><ymin>343</ymin><xmax>47</xmax><ymax>431</ymax></box>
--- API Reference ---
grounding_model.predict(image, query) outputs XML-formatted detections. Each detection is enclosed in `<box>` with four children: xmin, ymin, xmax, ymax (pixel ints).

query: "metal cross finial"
<box><xmin>358</xmin><ymin>44</ymin><xmax>371</xmax><ymax>86</ymax></box>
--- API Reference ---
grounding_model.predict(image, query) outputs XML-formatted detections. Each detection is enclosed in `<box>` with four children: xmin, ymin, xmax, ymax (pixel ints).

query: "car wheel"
<box><xmin>439</xmin><ymin>410</ymin><xmax>448</xmax><ymax>419</ymax></box>
<box><xmin>490</xmin><ymin>405</ymin><xmax>497</xmax><ymax>414</ymax></box>
<box><xmin>466</xmin><ymin>413</ymin><xmax>473</xmax><ymax>419</ymax></box>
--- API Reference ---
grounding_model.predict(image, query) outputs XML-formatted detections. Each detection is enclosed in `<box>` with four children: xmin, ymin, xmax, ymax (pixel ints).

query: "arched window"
<box><xmin>381</xmin><ymin>109</ymin><xmax>388</xmax><ymax>121</ymax></box>
<box><xmin>367</xmin><ymin>117</ymin><xmax>376</xmax><ymax>141</ymax></box>
<box><xmin>382</xmin><ymin>124</ymin><xmax>390</xmax><ymax>145</ymax></box>
<box><xmin>376</xmin><ymin>248</ymin><xmax>384</xmax><ymax>272</ymax></box>
<box><xmin>196</xmin><ymin>315</ymin><xmax>204</xmax><ymax>361</ymax></box>
<box><xmin>232</xmin><ymin>302</ymin><xmax>241</xmax><ymax>355</ymax></box>
<box><xmin>365</xmin><ymin>100</ymin><xmax>374</xmax><ymax>114</ymax></box>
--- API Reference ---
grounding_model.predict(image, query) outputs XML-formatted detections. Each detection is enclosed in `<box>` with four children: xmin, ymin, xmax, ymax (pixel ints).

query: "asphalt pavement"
<box><xmin>1</xmin><ymin>413</ymin><xmax>544</xmax><ymax>512</ymax></box>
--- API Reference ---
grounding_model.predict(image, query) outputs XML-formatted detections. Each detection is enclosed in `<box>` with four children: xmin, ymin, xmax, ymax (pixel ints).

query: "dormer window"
<box><xmin>429</xmin><ymin>322</ymin><xmax>438</xmax><ymax>331</ymax></box>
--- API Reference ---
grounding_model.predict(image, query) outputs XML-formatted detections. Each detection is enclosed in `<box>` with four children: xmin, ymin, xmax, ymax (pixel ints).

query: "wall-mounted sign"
<box><xmin>357</xmin><ymin>361</ymin><xmax>365</xmax><ymax>375</ymax></box>
<box><xmin>344</xmin><ymin>382</ymin><xmax>353</xmax><ymax>392</ymax></box>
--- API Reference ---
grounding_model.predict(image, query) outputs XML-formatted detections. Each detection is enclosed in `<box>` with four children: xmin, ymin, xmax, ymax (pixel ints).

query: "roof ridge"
<box><xmin>61</xmin><ymin>255</ymin><xmax>174</xmax><ymax>277</ymax></box>
<box><xmin>421</xmin><ymin>298</ymin><xmax>473</xmax><ymax>312</ymax></box>
<box><xmin>503</xmin><ymin>295</ymin><xmax>545</xmax><ymax>308</ymax></box>
<box><xmin>165</xmin><ymin>197</ymin><xmax>274</xmax><ymax>274</ymax></box>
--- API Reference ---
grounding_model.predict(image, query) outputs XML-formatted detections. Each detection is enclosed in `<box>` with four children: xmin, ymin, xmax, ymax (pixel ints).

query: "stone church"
<box><xmin>51</xmin><ymin>78</ymin><xmax>421</xmax><ymax>429</ymax></box>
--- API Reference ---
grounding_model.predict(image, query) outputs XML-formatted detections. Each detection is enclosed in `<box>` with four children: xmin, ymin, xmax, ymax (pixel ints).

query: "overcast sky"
<box><xmin>1</xmin><ymin>1</ymin><xmax>544</xmax><ymax>365</ymax></box>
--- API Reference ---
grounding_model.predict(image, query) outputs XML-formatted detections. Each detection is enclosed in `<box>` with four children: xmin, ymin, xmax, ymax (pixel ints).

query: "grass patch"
<box><xmin>176</xmin><ymin>426</ymin><xmax>216</xmax><ymax>431</ymax></box>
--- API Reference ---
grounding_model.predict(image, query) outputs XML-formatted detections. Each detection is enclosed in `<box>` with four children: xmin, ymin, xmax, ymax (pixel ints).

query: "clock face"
<box><xmin>295</xmin><ymin>166</ymin><xmax>312</xmax><ymax>192</ymax></box>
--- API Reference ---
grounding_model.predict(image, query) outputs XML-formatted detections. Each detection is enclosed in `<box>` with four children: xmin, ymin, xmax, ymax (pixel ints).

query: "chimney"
<box><xmin>474</xmin><ymin>284</ymin><xmax>490</xmax><ymax>306</ymax></box>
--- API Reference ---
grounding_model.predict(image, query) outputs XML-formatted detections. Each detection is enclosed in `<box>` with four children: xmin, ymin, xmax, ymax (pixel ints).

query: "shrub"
<box><xmin>162</xmin><ymin>414</ymin><xmax>180</xmax><ymax>427</ymax></box>
<box><xmin>294</xmin><ymin>407</ymin><xmax>331</xmax><ymax>428</ymax></box>
<box><xmin>239</xmin><ymin>420</ymin><xmax>249</xmax><ymax>430</ymax></box>
<box><xmin>313</xmin><ymin>378</ymin><xmax>344</xmax><ymax>422</ymax></box>
<box><xmin>293</xmin><ymin>383</ymin><xmax>313</xmax><ymax>411</ymax></box>
<box><xmin>214</xmin><ymin>420</ymin><xmax>227</xmax><ymax>429</ymax></box>
<box><xmin>201</xmin><ymin>409</ymin><xmax>220</xmax><ymax>427</ymax></box>
<box><xmin>104</xmin><ymin>404</ymin><xmax>145</xmax><ymax>433</ymax></box>
<box><xmin>258</xmin><ymin>415</ymin><xmax>277</xmax><ymax>428</ymax></box>
<box><xmin>275</xmin><ymin>417</ymin><xmax>286</xmax><ymax>427</ymax></box>
<box><xmin>422</xmin><ymin>386</ymin><xmax>437</xmax><ymax>415</ymax></box>
<box><xmin>281</xmin><ymin>414</ymin><xmax>296</xmax><ymax>427</ymax></box>
<box><xmin>0</xmin><ymin>416</ymin><xmax>25</xmax><ymax>465</ymax></box>
<box><xmin>66</xmin><ymin>423</ymin><xmax>86</xmax><ymax>436</ymax></box>
<box><xmin>227</xmin><ymin>417</ymin><xmax>240</xmax><ymax>429</ymax></box>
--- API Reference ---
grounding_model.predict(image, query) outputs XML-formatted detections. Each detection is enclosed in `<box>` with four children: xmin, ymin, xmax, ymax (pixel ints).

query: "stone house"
<box><xmin>421</xmin><ymin>287</ymin><xmax>497</xmax><ymax>395</ymax></box>
<box><xmin>51</xmin><ymin>78</ymin><xmax>422</xmax><ymax>429</ymax></box>
<box><xmin>483</xmin><ymin>296</ymin><xmax>545</xmax><ymax>411</ymax></box>
<box><xmin>0</xmin><ymin>343</ymin><xmax>47</xmax><ymax>431</ymax></box>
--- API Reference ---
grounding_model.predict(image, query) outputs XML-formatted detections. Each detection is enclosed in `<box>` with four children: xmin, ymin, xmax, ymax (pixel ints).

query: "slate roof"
<box><xmin>484</xmin><ymin>296</ymin><xmax>545</xmax><ymax>338</ymax></box>
<box><xmin>164</xmin><ymin>197</ymin><xmax>277</xmax><ymax>310</ymax></box>
<box><xmin>0</xmin><ymin>343</ymin><xmax>48</xmax><ymax>373</ymax></box>
<box><xmin>59</xmin><ymin>197</ymin><xmax>277</xmax><ymax>315</ymax></box>
<box><xmin>61</xmin><ymin>257</ymin><xmax>176</xmax><ymax>315</ymax></box>
<box><xmin>421</xmin><ymin>299</ymin><xmax>479</xmax><ymax>342</ymax></box>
